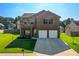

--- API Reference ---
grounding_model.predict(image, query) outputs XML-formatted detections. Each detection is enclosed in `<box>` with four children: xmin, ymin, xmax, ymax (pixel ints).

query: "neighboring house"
<box><xmin>20</xmin><ymin>10</ymin><xmax>61</xmax><ymax>38</ymax></box>
<box><xmin>65</xmin><ymin>20</ymin><xmax>79</xmax><ymax>36</ymax></box>
<box><xmin>0</xmin><ymin>23</ymin><xmax>4</xmax><ymax>33</ymax></box>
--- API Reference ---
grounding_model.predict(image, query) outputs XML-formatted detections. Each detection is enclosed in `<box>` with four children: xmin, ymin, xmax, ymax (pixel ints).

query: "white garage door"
<box><xmin>49</xmin><ymin>30</ymin><xmax>58</xmax><ymax>38</ymax></box>
<box><xmin>39</xmin><ymin>30</ymin><xmax>47</xmax><ymax>38</ymax></box>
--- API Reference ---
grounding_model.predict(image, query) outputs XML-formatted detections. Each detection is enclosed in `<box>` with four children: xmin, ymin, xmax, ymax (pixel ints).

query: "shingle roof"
<box><xmin>47</xmin><ymin>10</ymin><xmax>61</xmax><ymax>18</ymax></box>
<box><xmin>22</xmin><ymin>10</ymin><xmax>61</xmax><ymax>18</ymax></box>
<box><xmin>22</xmin><ymin>13</ymin><xmax>34</xmax><ymax>17</ymax></box>
<box><xmin>31</xmin><ymin>10</ymin><xmax>61</xmax><ymax>18</ymax></box>
<box><xmin>31</xmin><ymin>10</ymin><xmax>46</xmax><ymax>17</ymax></box>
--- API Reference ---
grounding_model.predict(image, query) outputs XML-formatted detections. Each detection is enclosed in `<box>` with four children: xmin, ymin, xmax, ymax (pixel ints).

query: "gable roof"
<box><xmin>31</xmin><ymin>10</ymin><xmax>61</xmax><ymax>18</ymax></box>
<box><xmin>47</xmin><ymin>10</ymin><xmax>61</xmax><ymax>18</ymax></box>
<box><xmin>31</xmin><ymin>10</ymin><xmax>46</xmax><ymax>17</ymax></box>
<box><xmin>22</xmin><ymin>10</ymin><xmax>61</xmax><ymax>18</ymax></box>
<box><xmin>22</xmin><ymin>13</ymin><xmax>34</xmax><ymax>17</ymax></box>
<box><xmin>65</xmin><ymin>20</ymin><xmax>79</xmax><ymax>29</ymax></box>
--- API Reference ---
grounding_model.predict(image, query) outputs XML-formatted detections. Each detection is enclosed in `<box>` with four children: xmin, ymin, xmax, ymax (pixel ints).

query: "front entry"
<box><xmin>25</xmin><ymin>30</ymin><xmax>31</xmax><ymax>38</ymax></box>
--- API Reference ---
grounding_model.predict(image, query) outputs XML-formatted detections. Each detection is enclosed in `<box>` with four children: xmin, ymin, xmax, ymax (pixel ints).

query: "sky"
<box><xmin>0</xmin><ymin>3</ymin><xmax>79</xmax><ymax>21</ymax></box>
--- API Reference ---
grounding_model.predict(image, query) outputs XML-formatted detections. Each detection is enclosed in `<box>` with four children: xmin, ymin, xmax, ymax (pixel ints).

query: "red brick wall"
<box><xmin>36</xmin><ymin>11</ymin><xmax>60</xmax><ymax>30</ymax></box>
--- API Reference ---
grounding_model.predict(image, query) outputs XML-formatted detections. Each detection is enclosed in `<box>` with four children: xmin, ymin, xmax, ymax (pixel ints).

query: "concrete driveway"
<box><xmin>34</xmin><ymin>38</ymin><xmax>70</xmax><ymax>55</ymax></box>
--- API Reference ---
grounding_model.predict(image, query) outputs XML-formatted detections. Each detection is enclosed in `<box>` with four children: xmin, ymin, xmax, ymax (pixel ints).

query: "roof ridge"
<box><xmin>22</xmin><ymin>10</ymin><xmax>61</xmax><ymax>18</ymax></box>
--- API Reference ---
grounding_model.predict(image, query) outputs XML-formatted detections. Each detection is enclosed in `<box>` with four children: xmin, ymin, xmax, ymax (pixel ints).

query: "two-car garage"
<box><xmin>38</xmin><ymin>30</ymin><xmax>58</xmax><ymax>38</ymax></box>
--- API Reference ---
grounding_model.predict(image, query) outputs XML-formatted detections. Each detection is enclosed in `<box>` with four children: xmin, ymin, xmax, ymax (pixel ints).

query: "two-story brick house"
<box><xmin>20</xmin><ymin>10</ymin><xmax>61</xmax><ymax>38</ymax></box>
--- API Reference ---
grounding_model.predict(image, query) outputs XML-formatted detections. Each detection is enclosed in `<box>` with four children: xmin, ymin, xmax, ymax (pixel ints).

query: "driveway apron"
<box><xmin>34</xmin><ymin>38</ymin><xmax>70</xmax><ymax>55</ymax></box>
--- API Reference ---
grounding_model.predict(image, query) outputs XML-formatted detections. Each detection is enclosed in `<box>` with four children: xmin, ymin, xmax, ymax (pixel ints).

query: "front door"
<box><xmin>25</xmin><ymin>30</ymin><xmax>31</xmax><ymax>38</ymax></box>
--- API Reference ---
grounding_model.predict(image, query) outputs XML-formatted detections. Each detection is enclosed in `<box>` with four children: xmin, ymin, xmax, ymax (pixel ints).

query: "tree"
<box><xmin>0</xmin><ymin>16</ymin><xmax>15</xmax><ymax>29</ymax></box>
<box><xmin>14</xmin><ymin>16</ymin><xmax>21</xmax><ymax>23</ymax></box>
<box><xmin>14</xmin><ymin>16</ymin><xmax>21</xmax><ymax>29</ymax></box>
<box><xmin>60</xmin><ymin>18</ymin><xmax>74</xmax><ymax>32</ymax></box>
<box><xmin>63</xmin><ymin>18</ymin><xmax>74</xmax><ymax>26</ymax></box>
<box><xmin>3</xmin><ymin>17</ymin><xmax>15</xmax><ymax>29</ymax></box>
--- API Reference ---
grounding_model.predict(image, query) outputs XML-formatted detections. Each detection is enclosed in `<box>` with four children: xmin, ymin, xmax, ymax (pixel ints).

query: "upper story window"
<box><xmin>23</xmin><ymin>17</ymin><xmax>27</xmax><ymax>20</ymax></box>
<box><xmin>30</xmin><ymin>18</ymin><xmax>36</xmax><ymax>24</ymax></box>
<box><xmin>49</xmin><ymin>19</ymin><xmax>53</xmax><ymax>24</ymax></box>
<box><xmin>43</xmin><ymin>19</ymin><xmax>48</xmax><ymax>24</ymax></box>
<box><xmin>43</xmin><ymin>18</ymin><xmax>53</xmax><ymax>24</ymax></box>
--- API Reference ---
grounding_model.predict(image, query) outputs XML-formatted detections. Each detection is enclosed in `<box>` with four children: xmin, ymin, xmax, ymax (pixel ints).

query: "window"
<box><xmin>43</xmin><ymin>19</ymin><xmax>48</xmax><ymax>24</ymax></box>
<box><xmin>43</xmin><ymin>18</ymin><xmax>53</xmax><ymax>24</ymax></box>
<box><xmin>24</xmin><ymin>22</ymin><xmax>27</xmax><ymax>24</ymax></box>
<box><xmin>30</xmin><ymin>18</ymin><xmax>35</xmax><ymax>24</ymax></box>
<box><xmin>49</xmin><ymin>19</ymin><xmax>53</xmax><ymax>24</ymax></box>
<box><xmin>23</xmin><ymin>17</ymin><xmax>28</xmax><ymax>20</ymax></box>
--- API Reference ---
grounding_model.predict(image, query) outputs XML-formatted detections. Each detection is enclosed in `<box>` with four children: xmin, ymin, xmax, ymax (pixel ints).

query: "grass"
<box><xmin>0</xmin><ymin>33</ymin><xmax>36</xmax><ymax>53</ymax></box>
<box><xmin>60</xmin><ymin>33</ymin><xmax>79</xmax><ymax>53</ymax></box>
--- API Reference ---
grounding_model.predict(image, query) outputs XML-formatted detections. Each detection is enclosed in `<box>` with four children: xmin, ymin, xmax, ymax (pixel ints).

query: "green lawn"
<box><xmin>0</xmin><ymin>33</ymin><xmax>36</xmax><ymax>53</ymax></box>
<box><xmin>60</xmin><ymin>33</ymin><xmax>79</xmax><ymax>53</ymax></box>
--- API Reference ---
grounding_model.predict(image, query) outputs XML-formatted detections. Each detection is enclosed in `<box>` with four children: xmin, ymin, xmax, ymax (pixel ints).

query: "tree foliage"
<box><xmin>60</xmin><ymin>18</ymin><xmax>74</xmax><ymax>32</ymax></box>
<box><xmin>0</xmin><ymin>16</ymin><xmax>15</xmax><ymax>29</ymax></box>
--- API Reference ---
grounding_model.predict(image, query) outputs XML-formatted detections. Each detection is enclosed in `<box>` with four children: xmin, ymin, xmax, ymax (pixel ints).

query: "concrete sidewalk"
<box><xmin>0</xmin><ymin>53</ymin><xmax>35</xmax><ymax>56</ymax></box>
<box><xmin>54</xmin><ymin>49</ymin><xmax>78</xmax><ymax>56</ymax></box>
<box><xmin>0</xmin><ymin>49</ymin><xmax>78</xmax><ymax>56</ymax></box>
<box><xmin>33</xmin><ymin>49</ymin><xmax>78</xmax><ymax>56</ymax></box>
